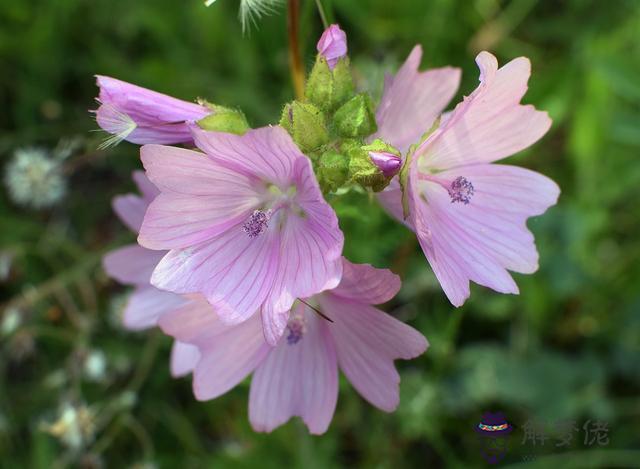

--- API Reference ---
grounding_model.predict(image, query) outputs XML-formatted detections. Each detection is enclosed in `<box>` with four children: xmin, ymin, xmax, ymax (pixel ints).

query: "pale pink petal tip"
<box><xmin>369</xmin><ymin>151</ymin><xmax>402</xmax><ymax>178</ymax></box>
<box><xmin>316</xmin><ymin>24</ymin><xmax>348</xmax><ymax>69</ymax></box>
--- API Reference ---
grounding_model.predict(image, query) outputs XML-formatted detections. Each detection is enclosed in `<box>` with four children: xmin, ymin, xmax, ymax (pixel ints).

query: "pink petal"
<box><xmin>151</xmin><ymin>227</ymin><xmax>280</xmax><ymax>326</ymax></box>
<box><xmin>320</xmin><ymin>294</ymin><xmax>428</xmax><ymax>412</ymax></box>
<box><xmin>95</xmin><ymin>75</ymin><xmax>209</xmax><ymax>145</ymax></box>
<box><xmin>413</xmin><ymin>164</ymin><xmax>560</xmax><ymax>306</ymax></box>
<box><xmin>249</xmin><ymin>305</ymin><xmax>338</xmax><ymax>434</ymax></box>
<box><xmin>260</xmin><ymin>158</ymin><xmax>344</xmax><ymax>345</ymax></box>
<box><xmin>132</xmin><ymin>170</ymin><xmax>159</xmax><ymax>203</ymax></box>
<box><xmin>138</xmin><ymin>144</ymin><xmax>260</xmax><ymax>250</ymax></box>
<box><xmin>330</xmin><ymin>259</ymin><xmax>401</xmax><ymax>305</ymax></box>
<box><xmin>113</xmin><ymin>193</ymin><xmax>147</xmax><ymax>233</ymax></box>
<box><xmin>376</xmin><ymin>177</ymin><xmax>406</xmax><ymax>225</ymax></box>
<box><xmin>170</xmin><ymin>341</ymin><xmax>200</xmax><ymax>378</ymax></box>
<box><xmin>159</xmin><ymin>299</ymin><xmax>270</xmax><ymax>400</ymax></box>
<box><xmin>418</xmin><ymin>52</ymin><xmax>551</xmax><ymax>170</ymax></box>
<box><xmin>103</xmin><ymin>244</ymin><xmax>165</xmax><ymax>285</ymax></box>
<box><xmin>123</xmin><ymin>285</ymin><xmax>186</xmax><ymax>330</ymax></box>
<box><xmin>189</xmin><ymin>126</ymin><xmax>301</xmax><ymax>187</ymax></box>
<box><xmin>373</xmin><ymin>45</ymin><xmax>461</xmax><ymax>153</ymax></box>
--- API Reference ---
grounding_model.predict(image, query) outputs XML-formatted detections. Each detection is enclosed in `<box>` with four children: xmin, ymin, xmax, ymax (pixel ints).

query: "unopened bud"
<box><xmin>333</xmin><ymin>93</ymin><xmax>377</xmax><ymax>139</ymax></box>
<box><xmin>363</xmin><ymin>139</ymin><xmax>402</xmax><ymax>178</ymax></box>
<box><xmin>316</xmin><ymin>24</ymin><xmax>347</xmax><ymax>70</ymax></box>
<box><xmin>279</xmin><ymin>101</ymin><xmax>329</xmax><ymax>153</ymax></box>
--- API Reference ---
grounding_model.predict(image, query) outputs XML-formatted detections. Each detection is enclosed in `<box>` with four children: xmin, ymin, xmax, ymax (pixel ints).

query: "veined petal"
<box><xmin>170</xmin><ymin>341</ymin><xmax>200</xmax><ymax>378</ymax></box>
<box><xmin>414</xmin><ymin>163</ymin><xmax>559</xmax><ymax>306</ymax></box>
<box><xmin>159</xmin><ymin>299</ymin><xmax>270</xmax><ymax>401</ymax></box>
<box><xmin>373</xmin><ymin>45</ymin><xmax>461</xmax><ymax>154</ymax></box>
<box><xmin>138</xmin><ymin>144</ymin><xmax>260</xmax><ymax>250</ymax></box>
<box><xmin>151</xmin><ymin>226</ymin><xmax>280</xmax><ymax>325</ymax></box>
<box><xmin>190</xmin><ymin>125</ymin><xmax>301</xmax><ymax>188</ymax></box>
<box><xmin>418</xmin><ymin>51</ymin><xmax>551</xmax><ymax>170</ymax></box>
<box><xmin>320</xmin><ymin>294</ymin><xmax>428</xmax><ymax>412</ymax></box>
<box><xmin>260</xmin><ymin>158</ymin><xmax>344</xmax><ymax>345</ymax></box>
<box><xmin>329</xmin><ymin>259</ymin><xmax>401</xmax><ymax>305</ymax></box>
<box><xmin>249</xmin><ymin>305</ymin><xmax>338</xmax><ymax>434</ymax></box>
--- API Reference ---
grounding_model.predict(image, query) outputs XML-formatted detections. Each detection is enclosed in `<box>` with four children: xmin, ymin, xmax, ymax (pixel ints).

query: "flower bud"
<box><xmin>317</xmin><ymin>151</ymin><xmax>349</xmax><ymax>193</ymax></box>
<box><xmin>363</xmin><ymin>139</ymin><xmax>403</xmax><ymax>178</ymax></box>
<box><xmin>333</xmin><ymin>93</ymin><xmax>377</xmax><ymax>139</ymax></box>
<box><xmin>305</xmin><ymin>56</ymin><xmax>354</xmax><ymax>112</ymax></box>
<box><xmin>279</xmin><ymin>101</ymin><xmax>329</xmax><ymax>153</ymax></box>
<box><xmin>316</xmin><ymin>24</ymin><xmax>347</xmax><ymax>70</ymax></box>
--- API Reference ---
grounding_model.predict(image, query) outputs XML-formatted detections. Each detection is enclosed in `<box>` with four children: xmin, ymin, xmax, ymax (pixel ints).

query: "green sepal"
<box><xmin>333</xmin><ymin>93</ymin><xmax>377</xmax><ymax>139</ymax></box>
<box><xmin>398</xmin><ymin>116</ymin><xmax>441</xmax><ymax>219</ymax></box>
<box><xmin>279</xmin><ymin>101</ymin><xmax>330</xmax><ymax>153</ymax></box>
<box><xmin>317</xmin><ymin>150</ymin><xmax>349</xmax><ymax>193</ymax></box>
<box><xmin>196</xmin><ymin>104</ymin><xmax>249</xmax><ymax>135</ymax></box>
<box><xmin>305</xmin><ymin>56</ymin><xmax>355</xmax><ymax>112</ymax></box>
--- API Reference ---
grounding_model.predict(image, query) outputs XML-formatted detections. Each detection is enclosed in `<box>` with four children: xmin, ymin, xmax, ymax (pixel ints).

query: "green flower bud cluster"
<box><xmin>279</xmin><ymin>54</ymin><xmax>398</xmax><ymax>195</ymax></box>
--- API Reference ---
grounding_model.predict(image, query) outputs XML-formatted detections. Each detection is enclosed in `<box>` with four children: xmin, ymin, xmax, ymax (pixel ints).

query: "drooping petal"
<box><xmin>260</xmin><ymin>158</ymin><xmax>344</xmax><ymax>345</ymax></box>
<box><xmin>320</xmin><ymin>294</ymin><xmax>428</xmax><ymax>412</ymax></box>
<box><xmin>122</xmin><ymin>285</ymin><xmax>187</xmax><ymax>330</ymax></box>
<box><xmin>159</xmin><ymin>299</ymin><xmax>270</xmax><ymax>401</ymax></box>
<box><xmin>249</xmin><ymin>305</ymin><xmax>338</xmax><ymax>434</ymax></box>
<box><xmin>95</xmin><ymin>75</ymin><xmax>209</xmax><ymax>145</ymax></box>
<box><xmin>413</xmin><ymin>163</ymin><xmax>560</xmax><ymax>306</ymax></box>
<box><xmin>189</xmin><ymin>125</ymin><xmax>300</xmax><ymax>188</ymax></box>
<box><xmin>373</xmin><ymin>45</ymin><xmax>461</xmax><ymax>154</ymax></box>
<box><xmin>330</xmin><ymin>259</ymin><xmax>401</xmax><ymax>305</ymax></box>
<box><xmin>170</xmin><ymin>341</ymin><xmax>200</xmax><ymax>378</ymax></box>
<box><xmin>138</xmin><ymin>144</ymin><xmax>260</xmax><ymax>250</ymax></box>
<box><xmin>151</xmin><ymin>227</ymin><xmax>280</xmax><ymax>326</ymax></box>
<box><xmin>417</xmin><ymin>52</ymin><xmax>551</xmax><ymax>170</ymax></box>
<box><xmin>103</xmin><ymin>244</ymin><xmax>165</xmax><ymax>286</ymax></box>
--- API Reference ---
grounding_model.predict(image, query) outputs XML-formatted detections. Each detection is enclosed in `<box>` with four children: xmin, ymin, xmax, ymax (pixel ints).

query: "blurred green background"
<box><xmin>1</xmin><ymin>0</ymin><xmax>639</xmax><ymax>467</ymax></box>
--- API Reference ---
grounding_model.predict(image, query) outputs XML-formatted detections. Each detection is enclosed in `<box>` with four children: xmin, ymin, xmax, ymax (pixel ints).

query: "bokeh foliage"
<box><xmin>1</xmin><ymin>0</ymin><xmax>639</xmax><ymax>467</ymax></box>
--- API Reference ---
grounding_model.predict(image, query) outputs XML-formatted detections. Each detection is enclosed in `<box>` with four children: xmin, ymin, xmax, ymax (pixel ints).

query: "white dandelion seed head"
<box><xmin>4</xmin><ymin>147</ymin><xmax>67</xmax><ymax>209</ymax></box>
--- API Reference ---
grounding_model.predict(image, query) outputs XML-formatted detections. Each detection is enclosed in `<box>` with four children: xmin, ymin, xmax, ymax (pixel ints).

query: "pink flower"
<box><xmin>316</xmin><ymin>24</ymin><xmax>347</xmax><ymax>69</ymax></box>
<box><xmin>159</xmin><ymin>259</ymin><xmax>428</xmax><ymax>434</ymax></box>
<box><xmin>94</xmin><ymin>76</ymin><xmax>210</xmax><ymax>147</ymax></box>
<box><xmin>102</xmin><ymin>171</ymin><xmax>199</xmax><ymax>377</ymax></box>
<box><xmin>379</xmin><ymin>51</ymin><xmax>560</xmax><ymax>306</ymax></box>
<box><xmin>138</xmin><ymin>125</ymin><xmax>344</xmax><ymax>345</ymax></box>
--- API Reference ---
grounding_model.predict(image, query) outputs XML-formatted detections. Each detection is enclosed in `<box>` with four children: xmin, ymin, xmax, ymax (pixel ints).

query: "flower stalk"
<box><xmin>287</xmin><ymin>0</ymin><xmax>305</xmax><ymax>100</ymax></box>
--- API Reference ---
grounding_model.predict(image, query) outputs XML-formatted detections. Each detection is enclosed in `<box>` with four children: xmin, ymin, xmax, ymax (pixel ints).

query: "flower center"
<box><xmin>286</xmin><ymin>312</ymin><xmax>306</xmax><ymax>345</ymax></box>
<box><xmin>448</xmin><ymin>176</ymin><xmax>474</xmax><ymax>204</ymax></box>
<box><xmin>242</xmin><ymin>209</ymin><xmax>271</xmax><ymax>238</ymax></box>
<box><xmin>419</xmin><ymin>173</ymin><xmax>475</xmax><ymax>205</ymax></box>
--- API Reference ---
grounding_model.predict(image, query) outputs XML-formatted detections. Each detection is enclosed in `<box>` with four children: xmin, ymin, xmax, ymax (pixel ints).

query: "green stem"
<box><xmin>314</xmin><ymin>0</ymin><xmax>329</xmax><ymax>28</ymax></box>
<box><xmin>287</xmin><ymin>0</ymin><xmax>305</xmax><ymax>100</ymax></box>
